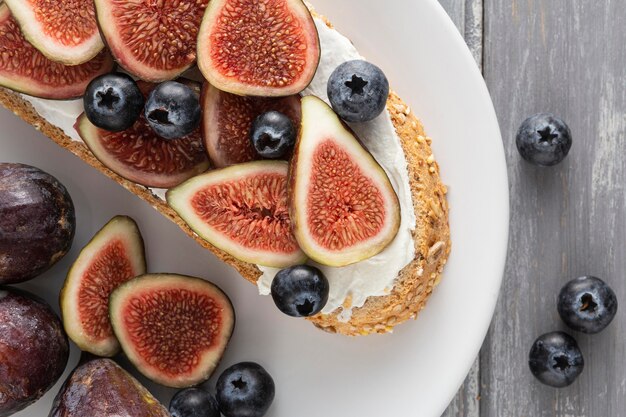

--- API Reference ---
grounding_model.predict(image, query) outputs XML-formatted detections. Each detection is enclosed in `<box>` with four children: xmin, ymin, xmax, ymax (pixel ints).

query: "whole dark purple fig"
<box><xmin>0</xmin><ymin>287</ymin><xmax>69</xmax><ymax>416</ymax></box>
<box><xmin>0</xmin><ymin>163</ymin><xmax>76</xmax><ymax>284</ymax></box>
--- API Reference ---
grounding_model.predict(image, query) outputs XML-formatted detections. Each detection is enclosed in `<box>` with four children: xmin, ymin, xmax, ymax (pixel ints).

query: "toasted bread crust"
<box><xmin>0</xmin><ymin>11</ymin><xmax>449</xmax><ymax>336</ymax></box>
<box><xmin>307</xmin><ymin>91</ymin><xmax>450</xmax><ymax>335</ymax></box>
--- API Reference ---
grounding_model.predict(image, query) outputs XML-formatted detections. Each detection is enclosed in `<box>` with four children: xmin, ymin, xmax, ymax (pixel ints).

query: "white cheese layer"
<box><xmin>256</xmin><ymin>19</ymin><xmax>417</xmax><ymax>322</ymax></box>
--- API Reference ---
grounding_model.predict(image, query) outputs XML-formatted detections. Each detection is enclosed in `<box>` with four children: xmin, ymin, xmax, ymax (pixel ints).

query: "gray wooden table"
<box><xmin>438</xmin><ymin>1</ymin><xmax>626</xmax><ymax>416</ymax></box>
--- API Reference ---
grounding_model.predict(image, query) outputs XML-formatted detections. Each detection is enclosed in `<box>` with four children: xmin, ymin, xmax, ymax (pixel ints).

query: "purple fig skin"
<box><xmin>0</xmin><ymin>287</ymin><xmax>70</xmax><ymax>417</ymax></box>
<box><xmin>48</xmin><ymin>359</ymin><xmax>170</xmax><ymax>417</ymax></box>
<box><xmin>0</xmin><ymin>163</ymin><xmax>76</xmax><ymax>284</ymax></box>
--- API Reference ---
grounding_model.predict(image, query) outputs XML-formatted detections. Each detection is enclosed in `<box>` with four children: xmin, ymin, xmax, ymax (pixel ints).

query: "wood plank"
<box><xmin>438</xmin><ymin>0</ymin><xmax>465</xmax><ymax>32</ymax></box>
<box><xmin>444</xmin><ymin>359</ymin><xmax>481</xmax><ymax>417</ymax></box>
<box><xmin>482</xmin><ymin>1</ymin><xmax>626</xmax><ymax>416</ymax></box>
<box><xmin>464</xmin><ymin>0</ymin><xmax>483</xmax><ymax>69</ymax></box>
<box><xmin>439</xmin><ymin>0</ymin><xmax>483</xmax><ymax>69</ymax></box>
<box><xmin>438</xmin><ymin>1</ymin><xmax>483</xmax><ymax>416</ymax></box>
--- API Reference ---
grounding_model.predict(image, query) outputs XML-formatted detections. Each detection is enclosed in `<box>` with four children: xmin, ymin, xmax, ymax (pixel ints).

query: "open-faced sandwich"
<box><xmin>0</xmin><ymin>0</ymin><xmax>450</xmax><ymax>336</ymax></box>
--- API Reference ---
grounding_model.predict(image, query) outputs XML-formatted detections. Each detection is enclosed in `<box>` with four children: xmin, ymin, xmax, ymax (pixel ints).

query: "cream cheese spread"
<box><xmin>19</xmin><ymin>17</ymin><xmax>417</xmax><ymax>322</ymax></box>
<box><xmin>256</xmin><ymin>19</ymin><xmax>417</xmax><ymax>322</ymax></box>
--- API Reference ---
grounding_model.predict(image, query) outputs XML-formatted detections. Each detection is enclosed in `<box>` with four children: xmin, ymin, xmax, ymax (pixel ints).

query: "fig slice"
<box><xmin>75</xmin><ymin>81</ymin><xmax>210</xmax><ymax>189</ymax></box>
<box><xmin>4</xmin><ymin>0</ymin><xmax>104</xmax><ymax>65</ymax></box>
<box><xmin>289</xmin><ymin>96</ymin><xmax>401</xmax><ymax>267</ymax></box>
<box><xmin>197</xmin><ymin>0</ymin><xmax>320</xmax><ymax>97</ymax></box>
<box><xmin>0</xmin><ymin>4</ymin><xmax>114</xmax><ymax>99</ymax></box>
<box><xmin>109</xmin><ymin>274</ymin><xmax>235</xmax><ymax>388</ymax></box>
<box><xmin>94</xmin><ymin>0</ymin><xmax>209</xmax><ymax>82</ymax></box>
<box><xmin>201</xmin><ymin>82</ymin><xmax>302</xmax><ymax>167</ymax></box>
<box><xmin>60</xmin><ymin>216</ymin><xmax>146</xmax><ymax>358</ymax></box>
<box><xmin>167</xmin><ymin>161</ymin><xmax>307</xmax><ymax>268</ymax></box>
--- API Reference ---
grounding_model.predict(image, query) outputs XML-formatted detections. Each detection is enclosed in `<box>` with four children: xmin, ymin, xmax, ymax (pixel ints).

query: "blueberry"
<box><xmin>83</xmin><ymin>72</ymin><xmax>144</xmax><ymax>132</ymax></box>
<box><xmin>144</xmin><ymin>81</ymin><xmax>201</xmax><ymax>139</ymax></box>
<box><xmin>528</xmin><ymin>331</ymin><xmax>584</xmax><ymax>388</ymax></box>
<box><xmin>271</xmin><ymin>265</ymin><xmax>329</xmax><ymax>317</ymax></box>
<box><xmin>557</xmin><ymin>276</ymin><xmax>618</xmax><ymax>334</ymax></box>
<box><xmin>169</xmin><ymin>388</ymin><xmax>220</xmax><ymax>417</ymax></box>
<box><xmin>516</xmin><ymin>113</ymin><xmax>572</xmax><ymax>166</ymax></box>
<box><xmin>216</xmin><ymin>362</ymin><xmax>275</xmax><ymax>417</ymax></box>
<box><xmin>327</xmin><ymin>60</ymin><xmax>389</xmax><ymax>123</ymax></box>
<box><xmin>250</xmin><ymin>111</ymin><xmax>296</xmax><ymax>159</ymax></box>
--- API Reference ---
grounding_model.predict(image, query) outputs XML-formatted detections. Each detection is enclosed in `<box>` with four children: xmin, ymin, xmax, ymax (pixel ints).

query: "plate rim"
<box><xmin>0</xmin><ymin>0</ymin><xmax>510</xmax><ymax>415</ymax></box>
<box><xmin>426</xmin><ymin>0</ymin><xmax>510</xmax><ymax>413</ymax></box>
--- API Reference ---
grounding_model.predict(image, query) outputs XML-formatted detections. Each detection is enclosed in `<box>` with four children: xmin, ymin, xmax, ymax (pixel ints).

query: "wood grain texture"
<box><xmin>439</xmin><ymin>0</ymin><xmax>483</xmax><ymax>69</ymax></box>
<box><xmin>438</xmin><ymin>0</ymin><xmax>465</xmax><ymax>30</ymax></box>
<box><xmin>482</xmin><ymin>1</ymin><xmax>626</xmax><ymax>416</ymax></box>
<box><xmin>438</xmin><ymin>1</ymin><xmax>483</xmax><ymax>416</ymax></box>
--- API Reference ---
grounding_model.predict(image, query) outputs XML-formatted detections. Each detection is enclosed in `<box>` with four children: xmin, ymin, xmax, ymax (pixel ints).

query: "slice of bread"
<box><xmin>0</xmin><ymin>10</ymin><xmax>450</xmax><ymax>336</ymax></box>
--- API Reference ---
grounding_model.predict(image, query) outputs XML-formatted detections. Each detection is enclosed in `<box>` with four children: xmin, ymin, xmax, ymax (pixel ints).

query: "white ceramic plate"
<box><xmin>2</xmin><ymin>0</ymin><xmax>508</xmax><ymax>416</ymax></box>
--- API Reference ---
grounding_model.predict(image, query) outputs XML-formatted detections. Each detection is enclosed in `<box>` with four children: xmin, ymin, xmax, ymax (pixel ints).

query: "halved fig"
<box><xmin>167</xmin><ymin>161</ymin><xmax>306</xmax><ymax>268</ymax></box>
<box><xmin>95</xmin><ymin>0</ymin><xmax>209</xmax><ymax>82</ymax></box>
<box><xmin>60</xmin><ymin>216</ymin><xmax>146</xmax><ymax>357</ymax></box>
<box><xmin>75</xmin><ymin>81</ymin><xmax>210</xmax><ymax>189</ymax></box>
<box><xmin>4</xmin><ymin>0</ymin><xmax>104</xmax><ymax>65</ymax></box>
<box><xmin>289</xmin><ymin>96</ymin><xmax>401</xmax><ymax>267</ymax></box>
<box><xmin>202</xmin><ymin>82</ymin><xmax>302</xmax><ymax>167</ymax></box>
<box><xmin>0</xmin><ymin>4</ymin><xmax>114</xmax><ymax>99</ymax></box>
<box><xmin>109</xmin><ymin>274</ymin><xmax>235</xmax><ymax>388</ymax></box>
<box><xmin>197</xmin><ymin>0</ymin><xmax>320</xmax><ymax>97</ymax></box>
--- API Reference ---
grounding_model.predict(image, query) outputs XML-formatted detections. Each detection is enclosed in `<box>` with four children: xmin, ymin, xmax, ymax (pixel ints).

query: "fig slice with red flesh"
<box><xmin>0</xmin><ymin>4</ymin><xmax>114</xmax><ymax>99</ymax></box>
<box><xmin>167</xmin><ymin>161</ymin><xmax>307</xmax><ymax>268</ymax></box>
<box><xmin>4</xmin><ymin>0</ymin><xmax>104</xmax><ymax>65</ymax></box>
<box><xmin>109</xmin><ymin>274</ymin><xmax>235</xmax><ymax>388</ymax></box>
<box><xmin>75</xmin><ymin>80</ymin><xmax>210</xmax><ymax>189</ymax></box>
<box><xmin>197</xmin><ymin>0</ymin><xmax>320</xmax><ymax>97</ymax></box>
<box><xmin>201</xmin><ymin>82</ymin><xmax>302</xmax><ymax>167</ymax></box>
<box><xmin>94</xmin><ymin>0</ymin><xmax>209</xmax><ymax>82</ymax></box>
<box><xmin>60</xmin><ymin>216</ymin><xmax>146</xmax><ymax>357</ymax></box>
<box><xmin>289</xmin><ymin>96</ymin><xmax>401</xmax><ymax>267</ymax></box>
